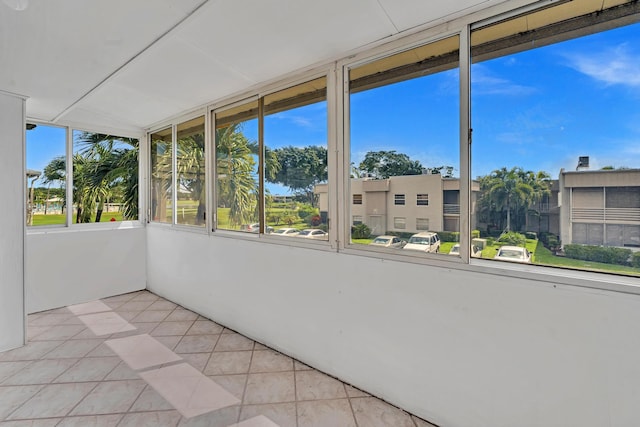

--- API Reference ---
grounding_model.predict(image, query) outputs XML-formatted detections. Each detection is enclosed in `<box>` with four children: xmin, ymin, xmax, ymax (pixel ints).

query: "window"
<box><xmin>215</xmin><ymin>100</ymin><xmax>259</xmax><ymax>232</ymax></box>
<box><xmin>150</xmin><ymin>128</ymin><xmax>172</xmax><ymax>223</ymax></box>
<box><xmin>394</xmin><ymin>194</ymin><xmax>405</xmax><ymax>206</ymax></box>
<box><xmin>263</xmin><ymin>77</ymin><xmax>328</xmax><ymax>238</ymax></box>
<box><xmin>417</xmin><ymin>194</ymin><xmax>429</xmax><ymax>206</ymax></box>
<box><xmin>471</xmin><ymin>0</ymin><xmax>640</xmax><ymax>275</ymax></box>
<box><xmin>416</xmin><ymin>218</ymin><xmax>429</xmax><ymax>230</ymax></box>
<box><xmin>176</xmin><ymin>116</ymin><xmax>205</xmax><ymax>227</ymax></box>
<box><xmin>353</xmin><ymin>194</ymin><xmax>362</xmax><ymax>205</ymax></box>
<box><xmin>25</xmin><ymin>124</ymin><xmax>67</xmax><ymax>227</ymax></box>
<box><xmin>394</xmin><ymin>217</ymin><xmax>406</xmax><ymax>229</ymax></box>
<box><xmin>72</xmin><ymin>130</ymin><xmax>139</xmax><ymax>224</ymax></box>
<box><xmin>353</xmin><ymin>215</ymin><xmax>363</xmax><ymax>225</ymax></box>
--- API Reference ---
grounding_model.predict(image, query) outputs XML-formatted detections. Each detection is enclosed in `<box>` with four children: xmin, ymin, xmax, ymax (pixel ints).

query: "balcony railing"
<box><xmin>572</xmin><ymin>207</ymin><xmax>640</xmax><ymax>222</ymax></box>
<box><xmin>443</xmin><ymin>204</ymin><xmax>460</xmax><ymax>215</ymax></box>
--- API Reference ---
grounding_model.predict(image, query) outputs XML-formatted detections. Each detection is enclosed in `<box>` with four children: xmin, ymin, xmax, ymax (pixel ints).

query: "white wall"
<box><xmin>147</xmin><ymin>226</ymin><xmax>640</xmax><ymax>427</ymax></box>
<box><xmin>26</xmin><ymin>226</ymin><xmax>146</xmax><ymax>313</ymax></box>
<box><xmin>0</xmin><ymin>92</ymin><xmax>26</xmax><ymax>352</ymax></box>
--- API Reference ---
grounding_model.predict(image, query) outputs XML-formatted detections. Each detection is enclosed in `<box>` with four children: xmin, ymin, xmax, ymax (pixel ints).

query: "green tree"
<box><xmin>176</xmin><ymin>133</ymin><xmax>206</xmax><ymax>225</ymax></box>
<box><xmin>478</xmin><ymin>167</ymin><xmax>535</xmax><ymax>232</ymax></box>
<box><xmin>358</xmin><ymin>150</ymin><xmax>423</xmax><ymax>179</ymax></box>
<box><xmin>267</xmin><ymin>145</ymin><xmax>327</xmax><ymax>205</ymax></box>
<box><xmin>41</xmin><ymin>156</ymin><xmax>66</xmax><ymax>214</ymax></box>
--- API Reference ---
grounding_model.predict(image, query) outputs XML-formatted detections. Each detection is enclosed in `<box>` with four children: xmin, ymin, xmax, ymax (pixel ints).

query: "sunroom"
<box><xmin>2</xmin><ymin>1</ymin><xmax>640</xmax><ymax>426</ymax></box>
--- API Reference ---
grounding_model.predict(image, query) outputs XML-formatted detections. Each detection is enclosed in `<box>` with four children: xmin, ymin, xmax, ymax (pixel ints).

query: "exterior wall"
<box><xmin>147</xmin><ymin>226</ymin><xmax>640</xmax><ymax>427</ymax></box>
<box><xmin>0</xmin><ymin>92</ymin><xmax>26</xmax><ymax>352</ymax></box>
<box><xmin>26</xmin><ymin>227</ymin><xmax>147</xmax><ymax>313</ymax></box>
<box><xmin>386</xmin><ymin>174</ymin><xmax>443</xmax><ymax>233</ymax></box>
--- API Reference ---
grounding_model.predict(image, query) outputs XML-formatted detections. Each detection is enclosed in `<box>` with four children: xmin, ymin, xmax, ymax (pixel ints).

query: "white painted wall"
<box><xmin>147</xmin><ymin>226</ymin><xmax>640</xmax><ymax>427</ymax></box>
<box><xmin>26</xmin><ymin>226</ymin><xmax>146</xmax><ymax>313</ymax></box>
<box><xmin>0</xmin><ymin>92</ymin><xmax>26</xmax><ymax>352</ymax></box>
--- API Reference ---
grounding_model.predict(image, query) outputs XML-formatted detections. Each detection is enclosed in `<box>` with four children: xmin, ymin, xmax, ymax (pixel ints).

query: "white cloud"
<box><xmin>564</xmin><ymin>43</ymin><xmax>640</xmax><ymax>87</ymax></box>
<box><xmin>471</xmin><ymin>64</ymin><xmax>536</xmax><ymax>96</ymax></box>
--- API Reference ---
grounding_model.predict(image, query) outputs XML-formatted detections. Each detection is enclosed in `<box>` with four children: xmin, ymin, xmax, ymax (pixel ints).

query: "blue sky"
<box><xmin>27</xmin><ymin>21</ymin><xmax>640</xmax><ymax>193</ymax></box>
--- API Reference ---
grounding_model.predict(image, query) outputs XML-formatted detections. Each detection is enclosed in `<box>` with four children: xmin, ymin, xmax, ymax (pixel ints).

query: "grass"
<box><xmin>31</xmin><ymin>212</ymin><xmax>124</xmax><ymax>226</ymax></box>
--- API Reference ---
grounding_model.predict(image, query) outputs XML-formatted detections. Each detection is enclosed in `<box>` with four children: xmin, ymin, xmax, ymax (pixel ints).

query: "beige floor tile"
<box><xmin>253</xmin><ymin>343</ymin><xmax>269</xmax><ymax>351</ymax></box>
<box><xmin>293</xmin><ymin>361</ymin><xmax>312</xmax><ymax>371</ymax></box>
<box><xmin>250</xmin><ymin>350</ymin><xmax>293</xmax><ymax>373</ymax></box>
<box><xmin>345</xmin><ymin>384</ymin><xmax>370</xmax><ymax>398</ymax></box>
<box><xmin>53</xmin><ymin>357</ymin><xmax>120</xmax><ymax>383</ymax></box>
<box><xmin>296</xmin><ymin>399</ymin><xmax>356</xmax><ymax>427</ymax></box>
<box><xmin>104</xmin><ymin>334</ymin><xmax>182</xmax><ymax>370</ymax></box>
<box><xmin>30</xmin><ymin>325</ymin><xmax>86</xmax><ymax>341</ymax></box>
<box><xmin>132</xmin><ymin>310</ymin><xmax>172</xmax><ymax>323</ymax></box>
<box><xmin>179</xmin><ymin>353</ymin><xmax>211</xmax><ymax>372</ymax></box>
<box><xmin>0</xmin><ymin>384</ymin><xmax>44</xmax><ymax>419</ymax></box>
<box><xmin>412</xmin><ymin>414</ymin><xmax>439</xmax><ymax>427</ymax></box>
<box><xmin>233</xmin><ymin>415</ymin><xmax>281</xmax><ymax>427</ymax></box>
<box><xmin>175</xmin><ymin>335</ymin><xmax>219</xmax><ymax>354</ymax></box>
<box><xmin>186</xmin><ymin>321</ymin><xmax>224</xmax><ymax>336</ymax></box>
<box><xmin>115</xmin><ymin>301</ymin><xmax>155</xmax><ymax>312</ymax></box>
<box><xmin>295</xmin><ymin>370</ymin><xmax>346</xmax><ymax>401</ymax></box>
<box><xmin>129</xmin><ymin>386</ymin><xmax>174</xmax><ymax>412</ymax></box>
<box><xmin>70</xmin><ymin>380</ymin><xmax>146</xmax><ymax>416</ymax></box>
<box><xmin>0</xmin><ymin>418</ymin><xmax>62</xmax><ymax>426</ymax></box>
<box><xmin>215</xmin><ymin>334</ymin><xmax>254</xmax><ymax>352</ymax></box>
<box><xmin>350</xmin><ymin>397</ymin><xmax>415</xmax><ymax>427</ymax></box>
<box><xmin>244</xmin><ymin>372</ymin><xmax>295</xmax><ymax>405</ymax></box>
<box><xmin>0</xmin><ymin>342</ymin><xmax>63</xmax><ymax>362</ymax></box>
<box><xmin>67</xmin><ymin>301</ymin><xmax>112</xmax><ymax>316</ymax></box>
<box><xmin>147</xmin><ymin>300</ymin><xmax>179</xmax><ymax>311</ymax></box>
<box><xmin>41</xmin><ymin>339</ymin><xmax>102</xmax><ymax>359</ymax></box>
<box><xmin>103</xmin><ymin>362</ymin><xmax>140</xmax><ymax>381</ymax></box>
<box><xmin>139</xmin><ymin>363</ymin><xmax>240</xmax><ymax>419</ymax></box>
<box><xmin>0</xmin><ymin>361</ymin><xmax>31</xmax><ymax>383</ymax></box>
<box><xmin>151</xmin><ymin>321</ymin><xmax>194</xmax><ymax>337</ymax></box>
<box><xmin>7</xmin><ymin>382</ymin><xmax>97</xmax><ymax>419</ymax></box>
<box><xmin>27</xmin><ymin>326</ymin><xmax>52</xmax><ymax>340</ymax></box>
<box><xmin>118</xmin><ymin>411</ymin><xmax>182</xmax><ymax>427</ymax></box>
<box><xmin>28</xmin><ymin>314</ymin><xmax>74</xmax><ymax>327</ymax></box>
<box><xmin>207</xmin><ymin>374</ymin><xmax>247</xmax><ymax>399</ymax></box>
<box><xmin>240</xmin><ymin>403</ymin><xmax>296</xmax><ymax>427</ymax></box>
<box><xmin>56</xmin><ymin>414</ymin><xmax>123</xmax><ymax>427</ymax></box>
<box><xmin>177</xmin><ymin>405</ymin><xmax>240</xmax><ymax>427</ymax></box>
<box><xmin>84</xmin><ymin>343</ymin><xmax>117</xmax><ymax>358</ymax></box>
<box><xmin>78</xmin><ymin>312</ymin><xmax>136</xmax><ymax>336</ymax></box>
<box><xmin>165</xmin><ymin>309</ymin><xmax>199</xmax><ymax>322</ymax></box>
<box><xmin>204</xmin><ymin>351</ymin><xmax>252</xmax><ymax>376</ymax></box>
<box><xmin>128</xmin><ymin>292</ymin><xmax>160</xmax><ymax>302</ymax></box>
<box><xmin>154</xmin><ymin>335</ymin><xmax>183</xmax><ymax>351</ymax></box>
<box><xmin>2</xmin><ymin>359</ymin><xmax>78</xmax><ymax>386</ymax></box>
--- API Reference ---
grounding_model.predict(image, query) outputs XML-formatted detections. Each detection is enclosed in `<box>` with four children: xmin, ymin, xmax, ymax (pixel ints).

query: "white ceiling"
<box><xmin>1</xmin><ymin>0</ymin><xmax>500</xmax><ymax>134</ymax></box>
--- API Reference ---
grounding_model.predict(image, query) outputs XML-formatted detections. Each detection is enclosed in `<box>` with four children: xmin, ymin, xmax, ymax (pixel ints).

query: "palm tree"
<box><xmin>480</xmin><ymin>167</ymin><xmax>533</xmax><ymax>232</ymax></box>
<box><xmin>41</xmin><ymin>156</ymin><xmax>66</xmax><ymax>215</ymax></box>
<box><xmin>176</xmin><ymin>133</ymin><xmax>206</xmax><ymax>225</ymax></box>
<box><xmin>215</xmin><ymin>123</ymin><xmax>259</xmax><ymax>228</ymax></box>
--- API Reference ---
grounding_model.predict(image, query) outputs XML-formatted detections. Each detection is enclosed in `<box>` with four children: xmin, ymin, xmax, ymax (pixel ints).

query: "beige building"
<box><xmin>558</xmin><ymin>168</ymin><xmax>640</xmax><ymax>248</ymax></box>
<box><xmin>316</xmin><ymin>174</ymin><xmax>480</xmax><ymax>235</ymax></box>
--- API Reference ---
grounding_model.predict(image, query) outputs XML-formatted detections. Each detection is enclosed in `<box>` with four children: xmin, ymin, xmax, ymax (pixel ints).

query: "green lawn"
<box><xmin>31</xmin><ymin>212</ymin><xmax>124</xmax><ymax>226</ymax></box>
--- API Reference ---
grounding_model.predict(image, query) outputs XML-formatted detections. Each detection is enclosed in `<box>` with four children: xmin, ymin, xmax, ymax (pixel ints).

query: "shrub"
<box><xmin>438</xmin><ymin>231</ymin><xmax>460</xmax><ymax>242</ymax></box>
<box><xmin>564</xmin><ymin>244</ymin><xmax>632</xmax><ymax>265</ymax></box>
<box><xmin>471</xmin><ymin>229</ymin><xmax>481</xmax><ymax>239</ymax></box>
<box><xmin>351</xmin><ymin>223</ymin><xmax>371</xmax><ymax>239</ymax></box>
<box><xmin>309</xmin><ymin>215</ymin><xmax>322</xmax><ymax>226</ymax></box>
<box><xmin>632</xmin><ymin>252</ymin><xmax>640</xmax><ymax>268</ymax></box>
<box><xmin>525</xmin><ymin>231</ymin><xmax>537</xmax><ymax>240</ymax></box>
<box><xmin>486</xmin><ymin>237</ymin><xmax>496</xmax><ymax>247</ymax></box>
<box><xmin>498</xmin><ymin>231</ymin><xmax>526</xmax><ymax>246</ymax></box>
<box><xmin>297</xmin><ymin>204</ymin><xmax>317</xmax><ymax>220</ymax></box>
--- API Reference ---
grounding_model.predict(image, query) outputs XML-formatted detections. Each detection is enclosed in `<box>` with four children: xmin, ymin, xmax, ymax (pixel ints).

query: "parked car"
<box><xmin>370</xmin><ymin>235</ymin><xmax>405</xmax><ymax>248</ymax></box>
<box><xmin>242</xmin><ymin>223</ymin><xmax>273</xmax><ymax>233</ymax></box>
<box><xmin>449</xmin><ymin>244</ymin><xmax>482</xmax><ymax>258</ymax></box>
<box><xmin>403</xmin><ymin>232</ymin><xmax>440</xmax><ymax>253</ymax></box>
<box><xmin>297</xmin><ymin>228</ymin><xmax>328</xmax><ymax>240</ymax></box>
<box><xmin>272</xmin><ymin>227</ymin><xmax>300</xmax><ymax>236</ymax></box>
<box><xmin>494</xmin><ymin>245</ymin><xmax>532</xmax><ymax>263</ymax></box>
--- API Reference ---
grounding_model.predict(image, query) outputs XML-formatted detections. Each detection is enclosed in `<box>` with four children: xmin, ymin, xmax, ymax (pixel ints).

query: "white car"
<box><xmin>449</xmin><ymin>244</ymin><xmax>482</xmax><ymax>258</ymax></box>
<box><xmin>272</xmin><ymin>228</ymin><xmax>300</xmax><ymax>236</ymax></box>
<box><xmin>297</xmin><ymin>229</ymin><xmax>328</xmax><ymax>240</ymax></box>
<box><xmin>494</xmin><ymin>245</ymin><xmax>532</xmax><ymax>263</ymax></box>
<box><xmin>369</xmin><ymin>235</ymin><xmax>405</xmax><ymax>249</ymax></box>
<box><xmin>403</xmin><ymin>232</ymin><xmax>440</xmax><ymax>253</ymax></box>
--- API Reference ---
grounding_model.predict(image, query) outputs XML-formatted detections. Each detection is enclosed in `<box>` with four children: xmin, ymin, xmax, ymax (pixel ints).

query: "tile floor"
<box><xmin>0</xmin><ymin>290</ymin><xmax>436</xmax><ymax>427</ymax></box>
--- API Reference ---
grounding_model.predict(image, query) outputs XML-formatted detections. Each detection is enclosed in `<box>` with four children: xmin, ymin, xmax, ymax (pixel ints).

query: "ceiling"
<box><xmin>1</xmin><ymin>0</ymin><xmax>504</xmax><ymax>134</ymax></box>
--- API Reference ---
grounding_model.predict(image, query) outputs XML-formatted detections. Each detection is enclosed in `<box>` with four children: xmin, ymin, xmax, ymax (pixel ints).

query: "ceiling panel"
<box><xmin>378</xmin><ymin>0</ymin><xmax>494</xmax><ymax>31</ymax></box>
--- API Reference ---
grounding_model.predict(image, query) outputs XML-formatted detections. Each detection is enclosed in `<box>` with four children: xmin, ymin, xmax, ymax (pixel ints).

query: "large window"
<box><xmin>263</xmin><ymin>77</ymin><xmax>328</xmax><ymax>240</ymax></box>
<box><xmin>176</xmin><ymin>116</ymin><xmax>206</xmax><ymax>227</ymax></box>
<box><xmin>349</xmin><ymin>35</ymin><xmax>460</xmax><ymax>254</ymax></box>
<box><xmin>150</xmin><ymin>128</ymin><xmax>172</xmax><ymax>224</ymax></box>
<box><xmin>471</xmin><ymin>0</ymin><xmax>640</xmax><ymax>275</ymax></box>
<box><xmin>215</xmin><ymin>101</ymin><xmax>259</xmax><ymax>232</ymax></box>
<box><xmin>25</xmin><ymin>124</ymin><xmax>66</xmax><ymax>227</ymax></box>
<box><xmin>72</xmin><ymin>130</ymin><xmax>139</xmax><ymax>224</ymax></box>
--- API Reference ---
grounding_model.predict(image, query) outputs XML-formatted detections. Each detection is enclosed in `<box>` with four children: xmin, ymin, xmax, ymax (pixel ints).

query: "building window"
<box><xmin>416</xmin><ymin>218</ymin><xmax>429</xmax><ymax>230</ymax></box>
<box><xmin>353</xmin><ymin>194</ymin><xmax>362</xmax><ymax>205</ymax></box>
<box><xmin>150</xmin><ymin>128</ymin><xmax>173</xmax><ymax>224</ymax></box>
<box><xmin>353</xmin><ymin>215</ymin><xmax>363</xmax><ymax>225</ymax></box>
<box><xmin>25</xmin><ymin>124</ymin><xmax>67</xmax><ymax>227</ymax></box>
<box><xmin>72</xmin><ymin>130</ymin><xmax>139</xmax><ymax>224</ymax></box>
<box><xmin>417</xmin><ymin>194</ymin><xmax>429</xmax><ymax>206</ymax></box>
<box><xmin>394</xmin><ymin>217</ymin><xmax>406</xmax><ymax>229</ymax></box>
<box><xmin>394</xmin><ymin>194</ymin><xmax>405</xmax><ymax>206</ymax></box>
<box><xmin>176</xmin><ymin>116</ymin><xmax>205</xmax><ymax>227</ymax></box>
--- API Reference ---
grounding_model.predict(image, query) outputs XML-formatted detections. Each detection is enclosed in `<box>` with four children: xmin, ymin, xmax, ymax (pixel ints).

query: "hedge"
<box><xmin>564</xmin><ymin>244</ymin><xmax>632</xmax><ymax>265</ymax></box>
